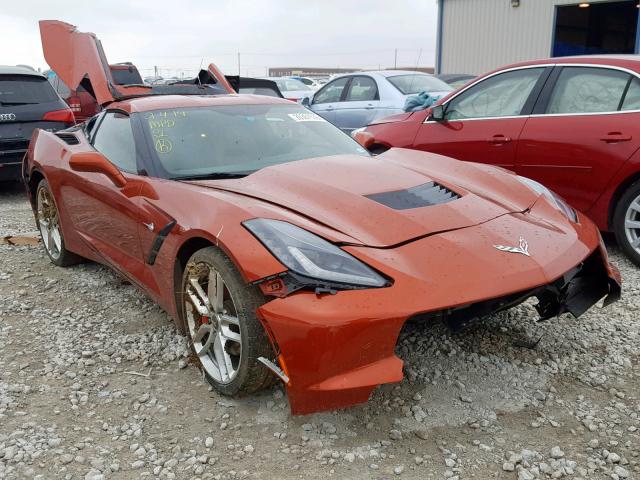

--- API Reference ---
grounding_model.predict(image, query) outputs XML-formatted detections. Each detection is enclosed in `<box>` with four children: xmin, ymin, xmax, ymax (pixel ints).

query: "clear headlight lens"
<box><xmin>243</xmin><ymin>219</ymin><xmax>387</xmax><ymax>288</ymax></box>
<box><xmin>517</xmin><ymin>176</ymin><xmax>578</xmax><ymax>223</ymax></box>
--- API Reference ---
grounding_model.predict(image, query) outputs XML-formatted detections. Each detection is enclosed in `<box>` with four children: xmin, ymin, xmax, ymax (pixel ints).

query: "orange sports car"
<box><xmin>23</xmin><ymin>21</ymin><xmax>621</xmax><ymax>415</ymax></box>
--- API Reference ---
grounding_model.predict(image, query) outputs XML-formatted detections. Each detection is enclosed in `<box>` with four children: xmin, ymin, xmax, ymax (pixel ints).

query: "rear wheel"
<box><xmin>36</xmin><ymin>179</ymin><xmax>82</xmax><ymax>267</ymax></box>
<box><xmin>613</xmin><ymin>181</ymin><xmax>640</xmax><ymax>266</ymax></box>
<box><xmin>181</xmin><ymin>246</ymin><xmax>274</xmax><ymax>396</ymax></box>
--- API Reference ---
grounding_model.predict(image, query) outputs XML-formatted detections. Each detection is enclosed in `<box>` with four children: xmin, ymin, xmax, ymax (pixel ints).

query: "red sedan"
<box><xmin>356</xmin><ymin>56</ymin><xmax>640</xmax><ymax>266</ymax></box>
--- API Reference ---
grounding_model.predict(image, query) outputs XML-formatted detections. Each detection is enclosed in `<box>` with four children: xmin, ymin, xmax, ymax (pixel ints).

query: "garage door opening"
<box><xmin>553</xmin><ymin>1</ymin><xmax>639</xmax><ymax>57</ymax></box>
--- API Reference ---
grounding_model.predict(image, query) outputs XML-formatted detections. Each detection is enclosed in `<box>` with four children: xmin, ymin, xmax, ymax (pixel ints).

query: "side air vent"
<box><xmin>55</xmin><ymin>133</ymin><xmax>80</xmax><ymax>145</ymax></box>
<box><xmin>365</xmin><ymin>182</ymin><xmax>460</xmax><ymax>210</ymax></box>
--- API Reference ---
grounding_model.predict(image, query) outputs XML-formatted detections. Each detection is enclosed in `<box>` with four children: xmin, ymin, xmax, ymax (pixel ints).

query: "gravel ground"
<box><xmin>0</xmin><ymin>183</ymin><xmax>638</xmax><ymax>480</ymax></box>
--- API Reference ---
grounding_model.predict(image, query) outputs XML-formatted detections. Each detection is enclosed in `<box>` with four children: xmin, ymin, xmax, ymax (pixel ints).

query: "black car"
<box><xmin>0</xmin><ymin>66</ymin><xmax>74</xmax><ymax>182</ymax></box>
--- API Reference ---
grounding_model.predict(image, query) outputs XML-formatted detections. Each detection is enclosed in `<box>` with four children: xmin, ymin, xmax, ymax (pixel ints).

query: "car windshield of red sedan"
<box><xmin>141</xmin><ymin>104</ymin><xmax>369</xmax><ymax>179</ymax></box>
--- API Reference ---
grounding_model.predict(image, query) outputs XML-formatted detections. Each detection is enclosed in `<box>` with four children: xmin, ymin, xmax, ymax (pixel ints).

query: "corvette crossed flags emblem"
<box><xmin>494</xmin><ymin>236</ymin><xmax>530</xmax><ymax>257</ymax></box>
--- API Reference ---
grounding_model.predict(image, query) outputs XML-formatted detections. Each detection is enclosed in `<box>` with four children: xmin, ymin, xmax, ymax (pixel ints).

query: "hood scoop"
<box><xmin>365</xmin><ymin>181</ymin><xmax>460</xmax><ymax>210</ymax></box>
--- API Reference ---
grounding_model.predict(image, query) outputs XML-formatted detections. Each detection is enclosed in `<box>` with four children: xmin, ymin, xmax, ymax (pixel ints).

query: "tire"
<box><xmin>613</xmin><ymin>180</ymin><xmax>640</xmax><ymax>267</ymax></box>
<box><xmin>35</xmin><ymin>179</ymin><xmax>82</xmax><ymax>267</ymax></box>
<box><xmin>180</xmin><ymin>246</ymin><xmax>274</xmax><ymax>396</ymax></box>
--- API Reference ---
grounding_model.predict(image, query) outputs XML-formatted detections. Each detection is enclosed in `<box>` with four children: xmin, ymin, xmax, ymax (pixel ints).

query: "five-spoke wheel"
<box><xmin>185</xmin><ymin>265</ymin><xmax>243</xmax><ymax>384</ymax></box>
<box><xmin>35</xmin><ymin>179</ymin><xmax>81</xmax><ymax>267</ymax></box>
<box><xmin>181</xmin><ymin>246</ymin><xmax>274</xmax><ymax>395</ymax></box>
<box><xmin>37</xmin><ymin>182</ymin><xmax>63</xmax><ymax>260</ymax></box>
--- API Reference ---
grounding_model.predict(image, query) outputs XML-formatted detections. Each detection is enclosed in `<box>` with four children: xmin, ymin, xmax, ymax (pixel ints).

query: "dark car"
<box><xmin>0</xmin><ymin>65</ymin><xmax>74</xmax><ymax>182</ymax></box>
<box><xmin>109</xmin><ymin>62</ymin><xmax>143</xmax><ymax>85</ymax></box>
<box><xmin>47</xmin><ymin>63</ymin><xmax>143</xmax><ymax>122</ymax></box>
<box><xmin>46</xmin><ymin>71</ymin><xmax>99</xmax><ymax>122</ymax></box>
<box><xmin>224</xmin><ymin>76</ymin><xmax>284</xmax><ymax>98</ymax></box>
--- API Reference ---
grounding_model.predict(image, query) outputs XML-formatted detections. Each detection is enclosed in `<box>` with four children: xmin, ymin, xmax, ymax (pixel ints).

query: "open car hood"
<box><xmin>189</xmin><ymin>149</ymin><xmax>540</xmax><ymax>248</ymax></box>
<box><xmin>39</xmin><ymin>20</ymin><xmax>234</xmax><ymax>106</ymax></box>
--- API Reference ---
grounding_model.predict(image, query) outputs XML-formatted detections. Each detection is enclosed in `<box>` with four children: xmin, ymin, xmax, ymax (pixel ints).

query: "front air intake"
<box><xmin>365</xmin><ymin>182</ymin><xmax>460</xmax><ymax>210</ymax></box>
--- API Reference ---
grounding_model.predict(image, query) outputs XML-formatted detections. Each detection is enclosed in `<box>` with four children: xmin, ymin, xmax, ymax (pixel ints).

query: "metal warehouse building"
<box><xmin>436</xmin><ymin>0</ymin><xmax>640</xmax><ymax>74</ymax></box>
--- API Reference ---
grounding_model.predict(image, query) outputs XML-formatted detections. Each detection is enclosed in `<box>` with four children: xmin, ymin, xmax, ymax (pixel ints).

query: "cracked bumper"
<box><xmin>257</xmin><ymin>211</ymin><xmax>621</xmax><ymax>415</ymax></box>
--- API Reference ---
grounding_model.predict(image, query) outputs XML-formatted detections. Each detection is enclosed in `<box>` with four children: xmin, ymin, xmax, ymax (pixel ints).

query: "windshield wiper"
<box><xmin>173</xmin><ymin>172</ymin><xmax>250</xmax><ymax>181</ymax></box>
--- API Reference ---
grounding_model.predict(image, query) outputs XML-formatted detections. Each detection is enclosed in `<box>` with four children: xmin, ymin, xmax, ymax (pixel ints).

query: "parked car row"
<box><xmin>22</xmin><ymin>20</ymin><xmax>621</xmax><ymax>416</ymax></box>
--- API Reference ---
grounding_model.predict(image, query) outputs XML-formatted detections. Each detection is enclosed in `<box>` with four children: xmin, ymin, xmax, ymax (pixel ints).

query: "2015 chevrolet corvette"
<box><xmin>24</xmin><ymin>21</ymin><xmax>621</xmax><ymax>415</ymax></box>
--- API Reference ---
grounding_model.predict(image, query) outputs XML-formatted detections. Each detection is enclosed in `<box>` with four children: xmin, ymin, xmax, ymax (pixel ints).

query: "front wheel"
<box><xmin>613</xmin><ymin>181</ymin><xmax>640</xmax><ymax>266</ymax></box>
<box><xmin>180</xmin><ymin>246</ymin><xmax>274</xmax><ymax>396</ymax></box>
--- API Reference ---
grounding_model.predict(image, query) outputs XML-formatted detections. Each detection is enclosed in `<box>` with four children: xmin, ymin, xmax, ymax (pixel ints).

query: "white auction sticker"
<box><xmin>288</xmin><ymin>113</ymin><xmax>324</xmax><ymax>122</ymax></box>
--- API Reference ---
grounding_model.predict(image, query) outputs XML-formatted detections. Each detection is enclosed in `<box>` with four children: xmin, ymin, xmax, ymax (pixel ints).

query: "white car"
<box><xmin>261</xmin><ymin>77</ymin><xmax>313</xmax><ymax>103</ymax></box>
<box><xmin>307</xmin><ymin>70</ymin><xmax>453</xmax><ymax>134</ymax></box>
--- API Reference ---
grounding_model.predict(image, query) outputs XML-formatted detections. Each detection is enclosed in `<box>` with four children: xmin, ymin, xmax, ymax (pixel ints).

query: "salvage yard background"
<box><xmin>1</xmin><ymin>184</ymin><xmax>638</xmax><ymax>479</ymax></box>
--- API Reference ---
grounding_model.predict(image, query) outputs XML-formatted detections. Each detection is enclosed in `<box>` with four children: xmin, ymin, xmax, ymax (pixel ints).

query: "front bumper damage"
<box><xmin>423</xmin><ymin>248</ymin><xmax>621</xmax><ymax>331</ymax></box>
<box><xmin>255</xmin><ymin>214</ymin><xmax>621</xmax><ymax>415</ymax></box>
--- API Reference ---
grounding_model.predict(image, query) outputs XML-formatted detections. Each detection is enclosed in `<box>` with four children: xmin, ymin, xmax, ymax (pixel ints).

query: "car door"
<box><xmin>309</xmin><ymin>77</ymin><xmax>350</xmax><ymax>125</ymax></box>
<box><xmin>413</xmin><ymin>66</ymin><xmax>551</xmax><ymax>170</ymax></box>
<box><xmin>333</xmin><ymin>75</ymin><xmax>380</xmax><ymax>133</ymax></box>
<box><xmin>517</xmin><ymin>65</ymin><xmax>640</xmax><ymax>214</ymax></box>
<box><xmin>60</xmin><ymin>111</ymin><xmax>147</xmax><ymax>279</ymax></box>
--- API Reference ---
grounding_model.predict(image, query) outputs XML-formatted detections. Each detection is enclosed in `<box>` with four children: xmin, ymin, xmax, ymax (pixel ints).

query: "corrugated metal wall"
<box><xmin>439</xmin><ymin>0</ymin><xmax>620</xmax><ymax>74</ymax></box>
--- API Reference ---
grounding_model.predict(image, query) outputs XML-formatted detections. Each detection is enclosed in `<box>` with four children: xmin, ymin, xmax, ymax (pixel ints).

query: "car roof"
<box><xmin>0</xmin><ymin>65</ymin><xmax>45</xmax><ymax>77</ymax></box>
<box><xmin>493</xmin><ymin>55</ymin><xmax>640</xmax><ymax>74</ymax></box>
<box><xmin>357</xmin><ymin>70</ymin><xmax>433</xmax><ymax>78</ymax></box>
<box><xmin>110</xmin><ymin>93</ymin><xmax>293</xmax><ymax>113</ymax></box>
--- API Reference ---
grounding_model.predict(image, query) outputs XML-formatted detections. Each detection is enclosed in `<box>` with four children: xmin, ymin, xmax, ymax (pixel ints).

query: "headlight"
<box><xmin>243</xmin><ymin>219</ymin><xmax>387</xmax><ymax>288</ymax></box>
<box><xmin>517</xmin><ymin>176</ymin><xmax>578</xmax><ymax>223</ymax></box>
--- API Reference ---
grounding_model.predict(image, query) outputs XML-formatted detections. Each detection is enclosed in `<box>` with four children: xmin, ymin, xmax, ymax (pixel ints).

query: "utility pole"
<box><xmin>237</xmin><ymin>52</ymin><xmax>241</xmax><ymax>76</ymax></box>
<box><xmin>394</xmin><ymin>49</ymin><xmax>397</xmax><ymax>69</ymax></box>
<box><xmin>154</xmin><ymin>65</ymin><xmax>158</xmax><ymax>78</ymax></box>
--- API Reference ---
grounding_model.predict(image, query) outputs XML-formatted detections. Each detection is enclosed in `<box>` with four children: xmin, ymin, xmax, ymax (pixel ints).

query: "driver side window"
<box><xmin>445</xmin><ymin>68</ymin><xmax>544</xmax><ymax>120</ymax></box>
<box><xmin>313</xmin><ymin>77</ymin><xmax>349</xmax><ymax>104</ymax></box>
<box><xmin>92</xmin><ymin>112</ymin><xmax>138</xmax><ymax>173</ymax></box>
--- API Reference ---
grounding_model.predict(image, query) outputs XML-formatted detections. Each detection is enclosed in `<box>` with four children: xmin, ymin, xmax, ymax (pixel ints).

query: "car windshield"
<box><xmin>111</xmin><ymin>67</ymin><xmax>143</xmax><ymax>85</ymax></box>
<box><xmin>275</xmin><ymin>79</ymin><xmax>311</xmax><ymax>91</ymax></box>
<box><xmin>0</xmin><ymin>75</ymin><xmax>59</xmax><ymax>104</ymax></box>
<box><xmin>387</xmin><ymin>74</ymin><xmax>453</xmax><ymax>95</ymax></box>
<box><xmin>141</xmin><ymin>103</ymin><xmax>369</xmax><ymax>179</ymax></box>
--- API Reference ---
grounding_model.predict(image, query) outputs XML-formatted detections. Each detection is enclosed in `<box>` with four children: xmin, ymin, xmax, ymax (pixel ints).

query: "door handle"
<box><xmin>326</xmin><ymin>106</ymin><xmax>334</xmax><ymax>111</ymax></box>
<box><xmin>600</xmin><ymin>132</ymin><xmax>632</xmax><ymax>143</ymax></box>
<box><xmin>487</xmin><ymin>135</ymin><xmax>512</xmax><ymax>145</ymax></box>
<box><xmin>365</xmin><ymin>104</ymin><xmax>374</xmax><ymax>110</ymax></box>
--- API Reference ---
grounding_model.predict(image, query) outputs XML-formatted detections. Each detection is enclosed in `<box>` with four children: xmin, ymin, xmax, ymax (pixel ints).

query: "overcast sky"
<box><xmin>1</xmin><ymin>0</ymin><xmax>438</xmax><ymax>79</ymax></box>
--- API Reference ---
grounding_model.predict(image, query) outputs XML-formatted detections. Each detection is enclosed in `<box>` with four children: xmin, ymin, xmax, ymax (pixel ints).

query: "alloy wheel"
<box><xmin>184</xmin><ymin>262</ymin><xmax>242</xmax><ymax>384</ymax></box>
<box><xmin>37</xmin><ymin>186</ymin><xmax>62</xmax><ymax>260</ymax></box>
<box><xmin>624</xmin><ymin>193</ymin><xmax>640</xmax><ymax>255</ymax></box>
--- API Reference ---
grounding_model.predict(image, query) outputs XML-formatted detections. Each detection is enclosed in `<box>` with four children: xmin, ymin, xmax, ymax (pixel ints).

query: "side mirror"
<box><xmin>301</xmin><ymin>97</ymin><xmax>311</xmax><ymax>107</ymax></box>
<box><xmin>430</xmin><ymin>104</ymin><xmax>446</xmax><ymax>122</ymax></box>
<box><xmin>69</xmin><ymin>151</ymin><xmax>127</xmax><ymax>188</ymax></box>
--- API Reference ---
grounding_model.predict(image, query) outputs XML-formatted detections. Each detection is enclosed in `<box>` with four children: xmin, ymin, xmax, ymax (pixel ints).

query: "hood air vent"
<box><xmin>55</xmin><ymin>133</ymin><xmax>80</xmax><ymax>145</ymax></box>
<box><xmin>365</xmin><ymin>182</ymin><xmax>460</xmax><ymax>210</ymax></box>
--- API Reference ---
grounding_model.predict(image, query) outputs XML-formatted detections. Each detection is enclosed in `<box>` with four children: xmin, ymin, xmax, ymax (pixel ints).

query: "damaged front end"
<box><xmin>417</xmin><ymin>248</ymin><xmax>621</xmax><ymax>331</ymax></box>
<box><xmin>253</xmin><ymin>240</ymin><xmax>620</xmax><ymax>415</ymax></box>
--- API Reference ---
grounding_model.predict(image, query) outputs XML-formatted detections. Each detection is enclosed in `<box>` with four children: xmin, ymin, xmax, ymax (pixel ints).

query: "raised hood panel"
<box><xmin>190</xmin><ymin>150</ymin><xmax>538</xmax><ymax>248</ymax></box>
<box><xmin>39</xmin><ymin>20</ymin><xmax>233</xmax><ymax>106</ymax></box>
